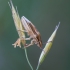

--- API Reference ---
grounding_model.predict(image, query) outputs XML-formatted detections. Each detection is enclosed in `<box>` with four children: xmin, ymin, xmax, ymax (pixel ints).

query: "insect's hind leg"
<box><xmin>24</xmin><ymin>39</ymin><xmax>35</xmax><ymax>48</ymax></box>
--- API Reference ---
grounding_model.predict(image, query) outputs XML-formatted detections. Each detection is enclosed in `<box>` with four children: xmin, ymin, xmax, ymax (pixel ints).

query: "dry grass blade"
<box><xmin>8</xmin><ymin>1</ymin><xmax>34</xmax><ymax>70</ymax></box>
<box><xmin>8</xmin><ymin>0</ymin><xmax>26</xmax><ymax>48</ymax></box>
<box><xmin>36</xmin><ymin>22</ymin><xmax>60</xmax><ymax>70</ymax></box>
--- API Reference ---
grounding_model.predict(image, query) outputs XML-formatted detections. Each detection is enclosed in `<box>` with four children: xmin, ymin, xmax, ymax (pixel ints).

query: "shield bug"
<box><xmin>21</xmin><ymin>16</ymin><xmax>42</xmax><ymax>48</ymax></box>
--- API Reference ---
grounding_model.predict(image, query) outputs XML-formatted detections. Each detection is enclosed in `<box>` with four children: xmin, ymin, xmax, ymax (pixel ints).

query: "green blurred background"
<box><xmin>0</xmin><ymin>0</ymin><xmax>70</xmax><ymax>70</ymax></box>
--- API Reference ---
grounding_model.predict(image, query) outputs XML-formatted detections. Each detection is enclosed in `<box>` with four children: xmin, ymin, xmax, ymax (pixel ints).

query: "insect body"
<box><xmin>21</xmin><ymin>16</ymin><xmax>42</xmax><ymax>48</ymax></box>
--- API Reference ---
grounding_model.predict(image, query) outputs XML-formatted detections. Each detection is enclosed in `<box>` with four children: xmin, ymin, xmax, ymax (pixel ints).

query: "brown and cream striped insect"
<box><xmin>21</xmin><ymin>16</ymin><xmax>42</xmax><ymax>48</ymax></box>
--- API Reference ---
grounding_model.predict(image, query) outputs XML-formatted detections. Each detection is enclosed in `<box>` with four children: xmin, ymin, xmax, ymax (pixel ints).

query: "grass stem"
<box><xmin>36</xmin><ymin>63</ymin><xmax>40</xmax><ymax>70</ymax></box>
<box><xmin>24</xmin><ymin>48</ymin><xmax>33</xmax><ymax>70</ymax></box>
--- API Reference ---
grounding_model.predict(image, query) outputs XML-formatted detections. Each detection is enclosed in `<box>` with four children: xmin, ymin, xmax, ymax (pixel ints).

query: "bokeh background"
<box><xmin>0</xmin><ymin>0</ymin><xmax>70</xmax><ymax>70</ymax></box>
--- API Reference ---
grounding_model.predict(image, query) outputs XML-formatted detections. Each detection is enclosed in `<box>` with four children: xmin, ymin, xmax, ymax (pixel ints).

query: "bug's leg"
<box><xmin>17</xmin><ymin>29</ymin><xmax>28</xmax><ymax>32</ymax></box>
<box><xmin>25</xmin><ymin>36</ymin><xmax>32</xmax><ymax>40</ymax></box>
<box><xmin>12</xmin><ymin>38</ymin><xmax>21</xmax><ymax>48</ymax></box>
<box><xmin>24</xmin><ymin>39</ymin><xmax>35</xmax><ymax>48</ymax></box>
<box><xmin>25</xmin><ymin>38</ymin><xmax>31</xmax><ymax>40</ymax></box>
<box><xmin>20</xmin><ymin>35</ymin><xmax>31</xmax><ymax>41</ymax></box>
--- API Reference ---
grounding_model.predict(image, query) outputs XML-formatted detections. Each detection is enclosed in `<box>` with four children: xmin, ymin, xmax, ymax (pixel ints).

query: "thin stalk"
<box><xmin>24</xmin><ymin>48</ymin><xmax>33</xmax><ymax>70</ymax></box>
<box><xmin>36</xmin><ymin>63</ymin><xmax>40</xmax><ymax>70</ymax></box>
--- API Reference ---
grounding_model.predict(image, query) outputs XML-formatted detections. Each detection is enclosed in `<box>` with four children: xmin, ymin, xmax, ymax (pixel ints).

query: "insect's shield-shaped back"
<box><xmin>21</xmin><ymin>16</ymin><xmax>43</xmax><ymax>48</ymax></box>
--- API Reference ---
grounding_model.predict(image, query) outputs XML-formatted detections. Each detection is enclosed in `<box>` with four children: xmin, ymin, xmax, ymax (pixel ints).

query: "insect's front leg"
<box><xmin>24</xmin><ymin>39</ymin><xmax>35</xmax><ymax>48</ymax></box>
<box><xmin>12</xmin><ymin>38</ymin><xmax>21</xmax><ymax>48</ymax></box>
<box><xmin>12</xmin><ymin>36</ymin><xmax>30</xmax><ymax>48</ymax></box>
<box><xmin>25</xmin><ymin>36</ymin><xmax>32</xmax><ymax>40</ymax></box>
<box><xmin>17</xmin><ymin>29</ymin><xmax>28</xmax><ymax>32</ymax></box>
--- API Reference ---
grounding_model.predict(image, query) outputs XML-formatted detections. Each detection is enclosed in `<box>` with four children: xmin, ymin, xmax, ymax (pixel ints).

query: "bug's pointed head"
<box><xmin>37</xmin><ymin>36</ymin><xmax>42</xmax><ymax>48</ymax></box>
<box><xmin>38</xmin><ymin>40</ymin><xmax>42</xmax><ymax>48</ymax></box>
